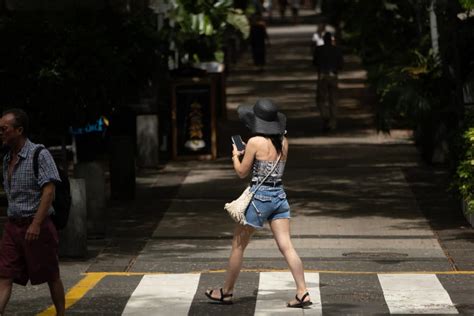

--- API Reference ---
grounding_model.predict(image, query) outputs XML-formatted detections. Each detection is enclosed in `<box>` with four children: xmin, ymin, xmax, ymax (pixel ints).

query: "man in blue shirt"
<box><xmin>0</xmin><ymin>109</ymin><xmax>65</xmax><ymax>316</ymax></box>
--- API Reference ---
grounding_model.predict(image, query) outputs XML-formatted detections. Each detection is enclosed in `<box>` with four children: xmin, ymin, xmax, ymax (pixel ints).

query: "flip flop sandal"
<box><xmin>287</xmin><ymin>291</ymin><xmax>312</xmax><ymax>308</ymax></box>
<box><xmin>205</xmin><ymin>288</ymin><xmax>233</xmax><ymax>305</ymax></box>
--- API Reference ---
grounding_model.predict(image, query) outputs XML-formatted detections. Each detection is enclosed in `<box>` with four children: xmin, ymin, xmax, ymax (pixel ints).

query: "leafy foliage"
<box><xmin>340</xmin><ymin>0</ymin><xmax>425</xmax><ymax>66</ymax></box>
<box><xmin>453</xmin><ymin>111</ymin><xmax>474</xmax><ymax>213</ymax></box>
<box><xmin>373</xmin><ymin>50</ymin><xmax>443</xmax><ymax>132</ymax></box>
<box><xmin>459</xmin><ymin>0</ymin><xmax>474</xmax><ymax>10</ymax></box>
<box><xmin>338</xmin><ymin>1</ymin><xmax>444</xmax><ymax>134</ymax></box>
<box><xmin>161</xmin><ymin>0</ymin><xmax>249</xmax><ymax>64</ymax></box>
<box><xmin>0</xmin><ymin>10</ymin><xmax>163</xmax><ymax>133</ymax></box>
<box><xmin>0</xmin><ymin>2</ymin><xmax>248</xmax><ymax>136</ymax></box>
<box><xmin>337</xmin><ymin>1</ymin><xmax>471</xmax><ymax>155</ymax></box>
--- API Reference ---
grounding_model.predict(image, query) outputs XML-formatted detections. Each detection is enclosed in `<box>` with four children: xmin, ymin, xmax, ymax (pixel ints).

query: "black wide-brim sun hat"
<box><xmin>237</xmin><ymin>99</ymin><xmax>286</xmax><ymax>135</ymax></box>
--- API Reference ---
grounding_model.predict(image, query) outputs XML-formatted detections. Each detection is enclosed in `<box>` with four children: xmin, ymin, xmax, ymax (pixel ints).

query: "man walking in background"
<box><xmin>250</xmin><ymin>14</ymin><xmax>270</xmax><ymax>72</ymax></box>
<box><xmin>0</xmin><ymin>109</ymin><xmax>65</xmax><ymax>316</ymax></box>
<box><xmin>313</xmin><ymin>32</ymin><xmax>343</xmax><ymax>132</ymax></box>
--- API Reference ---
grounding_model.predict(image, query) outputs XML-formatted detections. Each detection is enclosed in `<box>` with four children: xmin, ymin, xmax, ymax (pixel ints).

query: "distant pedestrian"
<box><xmin>289</xmin><ymin>0</ymin><xmax>300</xmax><ymax>24</ymax></box>
<box><xmin>313</xmin><ymin>32</ymin><xmax>343</xmax><ymax>131</ymax></box>
<box><xmin>311</xmin><ymin>22</ymin><xmax>329</xmax><ymax>47</ymax></box>
<box><xmin>311</xmin><ymin>22</ymin><xmax>336</xmax><ymax>59</ymax></box>
<box><xmin>249</xmin><ymin>14</ymin><xmax>270</xmax><ymax>72</ymax></box>
<box><xmin>263</xmin><ymin>0</ymin><xmax>273</xmax><ymax>20</ymax></box>
<box><xmin>205</xmin><ymin>99</ymin><xmax>313</xmax><ymax>308</ymax></box>
<box><xmin>253</xmin><ymin>0</ymin><xmax>265</xmax><ymax>15</ymax></box>
<box><xmin>313</xmin><ymin>0</ymin><xmax>321</xmax><ymax>13</ymax></box>
<box><xmin>278</xmin><ymin>0</ymin><xmax>288</xmax><ymax>20</ymax></box>
<box><xmin>0</xmin><ymin>109</ymin><xmax>65</xmax><ymax>316</ymax></box>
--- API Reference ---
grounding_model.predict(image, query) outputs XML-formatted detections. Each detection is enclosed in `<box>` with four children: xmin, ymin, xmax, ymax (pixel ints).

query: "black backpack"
<box><xmin>33</xmin><ymin>146</ymin><xmax>72</xmax><ymax>230</ymax></box>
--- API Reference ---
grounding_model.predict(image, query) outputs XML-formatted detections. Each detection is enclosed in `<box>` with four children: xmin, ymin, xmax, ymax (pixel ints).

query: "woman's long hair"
<box><xmin>255</xmin><ymin>133</ymin><xmax>284</xmax><ymax>154</ymax></box>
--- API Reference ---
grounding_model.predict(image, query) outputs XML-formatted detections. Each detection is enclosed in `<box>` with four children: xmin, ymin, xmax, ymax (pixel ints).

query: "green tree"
<box><xmin>0</xmin><ymin>9</ymin><xmax>164</xmax><ymax>135</ymax></box>
<box><xmin>339</xmin><ymin>1</ymin><xmax>472</xmax><ymax>156</ymax></box>
<box><xmin>459</xmin><ymin>0</ymin><xmax>474</xmax><ymax>9</ymax></box>
<box><xmin>159</xmin><ymin>0</ymin><xmax>249</xmax><ymax>65</ymax></box>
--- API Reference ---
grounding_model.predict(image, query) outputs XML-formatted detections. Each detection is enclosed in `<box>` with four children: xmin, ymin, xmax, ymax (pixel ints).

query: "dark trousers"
<box><xmin>316</xmin><ymin>74</ymin><xmax>338</xmax><ymax>129</ymax></box>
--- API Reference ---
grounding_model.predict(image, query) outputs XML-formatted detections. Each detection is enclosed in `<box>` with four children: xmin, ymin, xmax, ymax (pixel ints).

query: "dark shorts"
<box><xmin>0</xmin><ymin>217</ymin><xmax>60</xmax><ymax>286</ymax></box>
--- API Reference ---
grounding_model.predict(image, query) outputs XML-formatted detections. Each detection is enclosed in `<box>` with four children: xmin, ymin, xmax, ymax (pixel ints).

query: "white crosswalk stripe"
<box><xmin>378</xmin><ymin>274</ymin><xmax>458</xmax><ymax>314</ymax></box>
<box><xmin>255</xmin><ymin>272</ymin><xmax>322</xmax><ymax>315</ymax></box>
<box><xmin>122</xmin><ymin>274</ymin><xmax>201</xmax><ymax>316</ymax></box>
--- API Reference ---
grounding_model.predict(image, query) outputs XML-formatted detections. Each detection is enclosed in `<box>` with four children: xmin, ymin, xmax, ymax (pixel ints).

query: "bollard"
<box><xmin>59</xmin><ymin>178</ymin><xmax>87</xmax><ymax>257</ymax></box>
<box><xmin>74</xmin><ymin>162</ymin><xmax>106</xmax><ymax>238</ymax></box>
<box><xmin>136</xmin><ymin>114</ymin><xmax>159</xmax><ymax>168</ymax></box>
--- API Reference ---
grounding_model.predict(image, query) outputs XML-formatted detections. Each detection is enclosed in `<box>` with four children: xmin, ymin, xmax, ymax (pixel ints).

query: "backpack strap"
<box><xmin>33</xmin><ymin>146</ymin><xmax>45</xmax><ymax>179</ymax></box>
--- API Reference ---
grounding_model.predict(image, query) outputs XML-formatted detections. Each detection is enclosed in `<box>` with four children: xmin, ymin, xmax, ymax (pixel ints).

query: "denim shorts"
<box><xmin>244</xmin><ymin>185</ymin><xmax>291</xmax><ymax>229</ymax></box>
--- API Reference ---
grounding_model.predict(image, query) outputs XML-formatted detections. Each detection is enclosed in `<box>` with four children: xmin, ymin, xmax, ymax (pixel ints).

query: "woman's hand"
<box><xmin>232</xmin><ymin>144</ymin><xmax>245</xmax><ymax>158</ymax></box>
<box><xmin>233</xmin><ymin>138</ymin><xmax>255</xmax><ymax>178</ymax></box>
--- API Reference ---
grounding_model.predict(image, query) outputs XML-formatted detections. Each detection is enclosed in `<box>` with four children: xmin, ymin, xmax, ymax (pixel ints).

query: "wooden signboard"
<box><xmin>171</xmin><ymin>77</ymin><xmax>217</xmax><ymax>160</ymax></box>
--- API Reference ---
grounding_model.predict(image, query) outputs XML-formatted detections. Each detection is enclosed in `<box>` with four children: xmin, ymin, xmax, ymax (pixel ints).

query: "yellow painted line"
<box><xmin>37</xmin><ymin>273</ymin><xmax>106</xmax><ymax>316</ymax></box>
<box><xmin>84</xmin><ymin>269</ymin><xmax>474</xmax><ymax>277</ymax></box>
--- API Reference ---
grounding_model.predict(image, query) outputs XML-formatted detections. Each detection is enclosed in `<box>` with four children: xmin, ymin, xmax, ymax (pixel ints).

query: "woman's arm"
<box><xmin>232</xmin><ymin>137</ymin><xmax>257</xmax><ymax>179</ymax></box>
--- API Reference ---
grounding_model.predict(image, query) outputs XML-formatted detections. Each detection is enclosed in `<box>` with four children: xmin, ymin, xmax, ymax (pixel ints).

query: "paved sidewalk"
<box><xmin>5</xmin><ymin>11</ymin><xmax>474</xmax><ymax>315</ymax></box>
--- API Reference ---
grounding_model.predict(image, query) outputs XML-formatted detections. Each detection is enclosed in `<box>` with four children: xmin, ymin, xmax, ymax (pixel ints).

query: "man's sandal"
<box><xmin>287</xmin><ymin>292</ymin><xmax>312</xmax><ymax>308</ymax></box>
<box><xmin>205</xmin><ymin>288</ymin><xmax>233</xmax><ymax>305</ymax></box>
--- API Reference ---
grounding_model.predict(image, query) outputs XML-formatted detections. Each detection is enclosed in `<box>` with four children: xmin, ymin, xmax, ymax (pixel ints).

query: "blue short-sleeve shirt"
<box><xmin>2</xmin><ymin>139</ymin><xmax>61</xmax><ymax>218</ymax></box>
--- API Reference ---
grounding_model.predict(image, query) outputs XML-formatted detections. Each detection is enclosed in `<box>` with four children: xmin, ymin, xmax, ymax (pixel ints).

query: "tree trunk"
<box><xmin>429</xmin><ymin>0</ymin><xmax>440</xmax><ymax>62</ymax></box>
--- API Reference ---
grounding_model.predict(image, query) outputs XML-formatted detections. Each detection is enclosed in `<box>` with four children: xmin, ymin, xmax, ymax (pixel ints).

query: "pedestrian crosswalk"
<box><xmin>255</xmin><ymin>272</ymin><xmax>321</xmax><ymax>315</ymax></box>
<box><xmin>122</xmin><ymin>274</ymin><xmax>201</xmax><ymax>316</ymax></box>
<box><xmin>40</xmin><ymin>271</ymin><xmax>474</xmax><ymax>315</ymax></box>
<box><xmin>378</xmin><ymin>274</ymin><xmax>458</xmax><ymax>314</ymax></box>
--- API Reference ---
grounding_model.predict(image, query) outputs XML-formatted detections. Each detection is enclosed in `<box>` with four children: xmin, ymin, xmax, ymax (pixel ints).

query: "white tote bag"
<box><xmin>224</xmin><ymin>155</ymin><xmax>281</xmax><ymax>225</ymax></box>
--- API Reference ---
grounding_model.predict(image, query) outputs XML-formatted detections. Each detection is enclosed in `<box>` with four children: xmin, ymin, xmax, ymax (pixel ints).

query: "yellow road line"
<box><xmin>37</xmin><ymin>273</ymin><xmax>106</xmax><ymax>316</ymax></box>
<box><xmin>83</xmin><ymin>269</ymin><xmax>474</xmax><ymax>277</ymax></box>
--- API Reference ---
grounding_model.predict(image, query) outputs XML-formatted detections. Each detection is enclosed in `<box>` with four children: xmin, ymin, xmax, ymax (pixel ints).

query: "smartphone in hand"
<box><xmin>231</xmin><ymin>135</ymin><xmax>246</xmax><ymax>151</ymax></box>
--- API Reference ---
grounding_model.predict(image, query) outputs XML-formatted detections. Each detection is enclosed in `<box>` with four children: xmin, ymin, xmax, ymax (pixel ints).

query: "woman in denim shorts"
<box><xmin>205</xmin><ymin>99</ymin><xmax>312</xmax><ymax>308</ymax></box>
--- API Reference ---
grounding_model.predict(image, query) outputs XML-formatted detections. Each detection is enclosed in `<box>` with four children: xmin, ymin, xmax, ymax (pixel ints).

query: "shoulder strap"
<box><xmin>33</xmin><ymin>146</ymin><xmax>45</xmax><ymax>178</ymax></box>
<box><xmin>252</xmin><ymin>154</ymin><xmax>282</xmax><ymax>192</ymax></box>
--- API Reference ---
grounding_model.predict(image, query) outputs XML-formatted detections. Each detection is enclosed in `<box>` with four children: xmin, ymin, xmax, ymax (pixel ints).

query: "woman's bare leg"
<box><xmin>208</xmin><ymin>224</ymin><xmax>254</xmax><ymax>299</ymax></box>
<box><xmin>270</xmin><ymin>218</ymin><xmax>310</xmax><ymax>303</ymax></box>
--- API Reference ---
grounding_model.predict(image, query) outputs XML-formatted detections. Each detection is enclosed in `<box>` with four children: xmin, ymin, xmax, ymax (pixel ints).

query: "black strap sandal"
<box><xmin>205</xmin><ymin>288</ymin><xmax>233</xmax><ymax>305</ymax></box>
<box><xmin>287</xmin><ymin>291</ymin><xmax>313</xmax><ymax>308</ymax></box>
